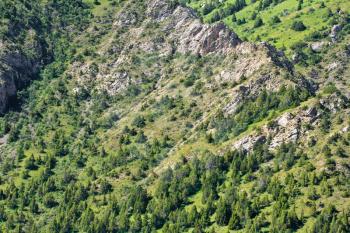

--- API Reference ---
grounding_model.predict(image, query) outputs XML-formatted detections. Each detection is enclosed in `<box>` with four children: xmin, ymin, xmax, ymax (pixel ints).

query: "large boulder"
<box><xmin>310</xmin><ymin>41</ymin><xmax>327</xmax><ymax>52</ymax></box>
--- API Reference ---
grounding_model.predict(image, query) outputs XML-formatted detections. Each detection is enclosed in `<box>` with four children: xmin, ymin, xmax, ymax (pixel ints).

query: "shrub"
<box><xmin>291</xmin><ymin>20</ymin><xmax>306</xmax><ymax>31</ymax></box>
<box><xmin>132</xmin><ymin>115</ymin><xmax>146</xmax><ymax>128</ymax></box>
<box><xmin>100</xmin><ymin>179</ymin><xmax>112</xmax><ymax>194</ymax></box>
<box><xmin>254</xmin><ymin>17</ymin><xmax>264</xmax><ymax>28</ymax></box>
<box><xmin>323</xmin><ymin>83</ymin><xmax>338</xmax><ymax>94</ymax></box>
<box><xmin>43</xmin><ymin>194</ymin><xmax>58</xmax><ymax>208</ymax></box>
<box><xmin>271</xmin><ymin>16</ymin><xmax>281</xmax><ymax>24</ymax></box>
<box><xmin>24</xmin><ymin>155</ymin><xmax>37</xmax><ymax>170</ymax></box>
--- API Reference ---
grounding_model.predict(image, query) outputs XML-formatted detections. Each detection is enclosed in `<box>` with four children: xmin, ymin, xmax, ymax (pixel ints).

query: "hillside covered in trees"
<box><xmin>0</xmin><ymin>0</ymin><xmax>349</xmax><ymax>232</ymax></box>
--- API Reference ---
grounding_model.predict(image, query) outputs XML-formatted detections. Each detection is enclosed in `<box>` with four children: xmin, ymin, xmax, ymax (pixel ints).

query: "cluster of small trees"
<box><xmin>209</xmin><ymin>0</ymin><xmax>247</xmax><ymax>23</ymax></box>
<box><xmin>207</xmin><ymin>86</ymin><xmax>310</xmax><ymax>143</ymax></box>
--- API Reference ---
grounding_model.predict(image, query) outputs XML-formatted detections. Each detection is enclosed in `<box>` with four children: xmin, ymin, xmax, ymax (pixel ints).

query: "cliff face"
<box><xmin>0</xmin><ymin>41</ymin><xmax>44</xmax><ymax>114</ymax></box>
<box><xmin>147</xmin><ymin>1</ymin><xmax>242</xmax><ymax>55</ymax></box>
<box><xmin>0</xmin><ymin>0</ymin><xmax>89</xmax><ymax>115</ymax></box>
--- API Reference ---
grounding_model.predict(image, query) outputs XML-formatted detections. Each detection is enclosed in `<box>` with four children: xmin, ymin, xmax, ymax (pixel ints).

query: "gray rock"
<box><xmin>114</xmin><ymin>11</ymin><xmax>138</xmax><ymax>27</ymax></box>
<box><xmin>0</xmin><ymin>43</ymin><xmax>43</xmax><ymax>114</ymax></box>
<box><xmin>0</xmin><ymin>134</ymin><xmax>8</xmax><ymax>145</ymax></box>
<box><xmin>147</xmin><ymin>1</ymin><xmax>241</xmax><ymax>55</ymax></box>
<box><xmin>310</xmin><ymin>41</ymin><xmax>326</xmax><ymax>52</ymax></box>
<box><xmin>319</xmin><ymin>93</ymin><xmax>349</xmax><ymax>113</ymax></box>
<box><xmin>269</xmin><ymin>125</ymin><xmax>300</xmax><ymax>149</ymax></box>
<box><xmin>330</xmin><ymin>25</ymin><xmax>341</xmax><ymax>43</ymax></box>
<box><xmin>327</xmin><ymin>62</ymin><xmax>339</xmax><ymax>71</ymax></box>
<box><xmin>233</xmin><ymin>135</ymin><xmax>266</xmax><ymax>152</ymax></box>
<box><xmin>277</xmin><ymin>113</ymin><xmax>293</xmax><ymax>127</ymax></box>
<box><xmin>147</xmin><ymin>0</ymin><xmax>177</xmax><ymax>21</ymax></box>
<box><xmin>305</xmin><ymin>107</ymin><xmax>317</xmax><ymax>117</ymax></box>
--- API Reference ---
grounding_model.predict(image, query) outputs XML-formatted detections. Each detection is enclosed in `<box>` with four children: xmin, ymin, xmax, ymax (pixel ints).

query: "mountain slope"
<box><xmin>187</xmin><ymin>0</ymin><xmax>350</xmax><ymax>54</ymax></box>
<box><xmin>0</xmin><ymin>0</ymin><xmax>349</xmax><ymax>232</ymax></box>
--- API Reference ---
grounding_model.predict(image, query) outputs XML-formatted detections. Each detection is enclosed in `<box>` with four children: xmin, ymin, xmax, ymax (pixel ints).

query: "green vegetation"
<box><xmin>0</xmin><ymin>0</ymin><xmax>349</xmax><ymax>232</ymax></box>
<box><xmin>207</xmin><ymin>86</ymin><xmax>310</xmax><ymax>143</ymax></box>
<box><xmin>186</xmin><ymin>0</ymin><xmax>350</xmax><ymax>55</ymax></box>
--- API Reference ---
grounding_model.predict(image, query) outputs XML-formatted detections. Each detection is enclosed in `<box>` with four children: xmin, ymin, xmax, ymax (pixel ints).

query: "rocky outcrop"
<box><xmin>71</xmin><ymin>0</ymin><xmax>313</xmax><ymax>112</ymax></box>
<box><xmin>222</xmin><ymin>73</ymin><xmax>296</xmax><ymax>115</ymax></box>
<box><xmin>146</xmin><ymin>0</ymin><xmax>241</xmax><ymax>55</ymax></box>
<box><xmin>269</xmin><ymin>112</ymin><xmax>305</xmax><ymax>149</ymax></box>
<box><xmin>231</xmin><ymin>92</ymin><xmax>348</xmax><ymax>152</ymax></box>
<box><xmin>147</xmin><ymin>0</ymin><xmax>178</xmax><ymax>22</ymax></box>
<box><xmin>330</xmin><ymin>25</ymin><xmax>341</xmax><ymax>43</ymax></box>
<box><xmin>319</xmin><ymin>93</ymin><xmax>349</xmax><ymax>113</ymax></box>
<box><xmin>169</xmin><ymin>16</ymin><xmax>241</xmax><ymax>55</ymax></box>
<box><xmin>72</xmin><ymin>0</ymin><xmax>244</xmax><ymax>96</ymax></box>
<box><xmin>233</xmin><ymin>135</ymin><xmax>266</xmax><ymax>152</ymax></box>
<box><xmin>0</xmin><ymin>41</ymin><xmax>44</xmax><ymax>114</ymax></box>
<box><xmin>310</xmin><ymin>41</ymin><xmax>327</xmax><ymax>52</ymax></box>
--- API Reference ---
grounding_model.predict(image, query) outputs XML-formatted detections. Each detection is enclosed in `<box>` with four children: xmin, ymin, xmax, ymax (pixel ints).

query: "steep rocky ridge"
<box><xmin>76</xmin><ymin>0</ymin><xmax>315</xmax><ymax>177</ymax></box>
<box><xmin>70</xmin><ymin>0</ymin><xmax>309</xmax><ymax>101</ymax></box>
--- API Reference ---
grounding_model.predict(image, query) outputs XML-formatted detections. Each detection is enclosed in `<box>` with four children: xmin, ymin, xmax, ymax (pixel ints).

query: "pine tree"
<box><xmin>24</xmin><ymin>154</ymin><xmax>37</xmax><ymax>170</ymax></box>
<box><xmin>228</xmin><ymin>211</ymin><xmax>241</xmax><ymax>230</ymax></box>
<box><xmin>188</xmin><ymin>206</ymin><xmax>199</xmax><ymax>226</ymax></box>
<box><xmin>215</xmin><ymin>199</ymin><xmax>231</xmax><ymax>225</ymax></box>
<box><xmin>29</xmin><ymin>198</ymin><xmax>39</xmax><ymax>214</ymax></box>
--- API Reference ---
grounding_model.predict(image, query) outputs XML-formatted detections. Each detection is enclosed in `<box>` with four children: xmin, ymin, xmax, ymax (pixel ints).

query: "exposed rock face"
<box><xmin>215</xmin><ymin>42</ymin><xmax>292</xmax><ymax>85</ymax></box>
<box><xmin>260</xmin><ymin>42</ymin><xmax>293</xmax><ymax>71</ymax></box>
<box><xmin>114</xmin><ymin>11</ymin><xmax>138</xmax><ymax>27</ymax></box>
<box><xmin>147</xmin><ymin>0</ymin><xmax>176</xmax><ymax>22</ymax></box>
<box><xmin>222</xmin><ymin>73</ymin><xmax>296</xmax><ymax>115</ymax></box>
<box><xmin>169</xmin><ymin>16</ymin><xmax>241</xmax><ymax>55</ymax></box>
<box><xmin>319</xmin><ymin>93</ymin><xmax>349</xmax><ymax>113</ymax></box>
<box><xmin>269</xmin><ymin>112</ymin><xmax>303</xmax><ymax>149</ymax></box>
<box><xmin>68</xmin><ymin>0</ymin><xmax>316</xmax><ymax>138</ymax></box>
<box><xmin>0</xmin><ymin>134</ymin><xmax>8</xmax><ymax>145</ymax></box>
<box><xmin>231</xmin><ymin>93</ymin><xmax>348</xmax><ymax>152</ymax></box>
<box><xmin>277</xmin><ymin>112</ymin><xmax>293</xmax><ymax>127</ymax></box>
<box><xmin>327</xmin><ymin>62</ymin><xmax>339</xmax><ymax>72</ymax></box>
<box><xmin>233</xmin><ymin>135</ymin><xmax>266</xmax><ymax>152</ymax></box>
<box><xmin>147</xmin><ymin>1</ymin><xmax>241</xmax><ymax>55</ymax></box>
<box><xmin>0</xmin><ymin>41</ymin><xmax>43</xmax><ymax>114</ymax></box>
